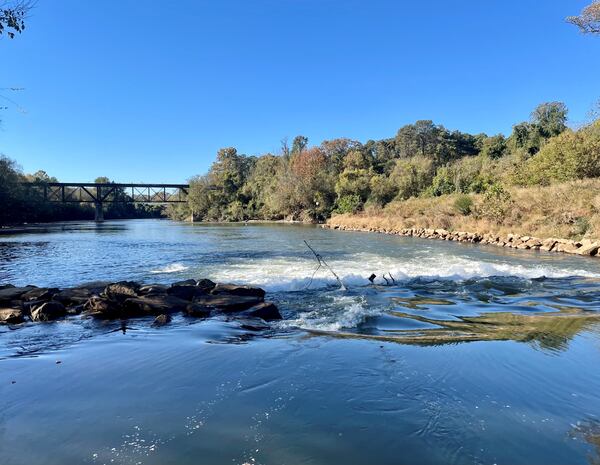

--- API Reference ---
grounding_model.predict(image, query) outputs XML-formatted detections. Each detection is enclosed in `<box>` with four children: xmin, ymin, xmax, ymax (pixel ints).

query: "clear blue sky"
<box><xmin>1</xmin><ymin>0</ymin><xmax>598</xmax><ymax>183</ymax></box>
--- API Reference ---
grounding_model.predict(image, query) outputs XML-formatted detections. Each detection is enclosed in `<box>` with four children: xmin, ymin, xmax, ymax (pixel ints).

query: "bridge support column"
<box><xmin>94</xmin><ymin>201</ymin><xmax>104</xmax><ymax>222</ymax></box>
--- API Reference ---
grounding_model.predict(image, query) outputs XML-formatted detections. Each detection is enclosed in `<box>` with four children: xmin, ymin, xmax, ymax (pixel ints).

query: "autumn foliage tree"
<box><xmin>567</xmin><ymin>1</ymin><xmax>600</xmax><ymax>34</ymax></box>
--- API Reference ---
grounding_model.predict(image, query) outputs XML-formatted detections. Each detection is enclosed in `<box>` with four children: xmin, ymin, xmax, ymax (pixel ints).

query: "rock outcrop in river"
<box><xmin>0</xmin><ymin>279</ymin><xmax>281</xmax><ymax>325</ymax></box>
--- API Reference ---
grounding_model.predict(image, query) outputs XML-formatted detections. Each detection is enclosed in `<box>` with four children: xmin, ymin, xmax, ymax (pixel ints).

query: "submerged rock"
<box><xmin>31</xmin><ymin>301</ymin><xmax>67</xmax><ymax>322</ymax></box>
<box><xmin>184</xmin><ymin>303</ymin><xmax>211</xmax><ymax>318</ymax></box>
<box><xmin>83</xmin><ymin>296</ymin><xmax>121</xmax><ymax>318</ymax></box>
<box><xmin>153</xmin><ymin>314</ymin><xmax>172</xmax><ymax>326</ymax></box>
<box><xmin>0</xmin><ymin>308</ymin><xmax>25</xmax><ymax>324</ymax></box>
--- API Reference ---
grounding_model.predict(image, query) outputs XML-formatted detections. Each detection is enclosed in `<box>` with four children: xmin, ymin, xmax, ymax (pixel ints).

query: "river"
<box><xmin>1</xmin><ymin>219</ymin><xmax>600</xmax><ymax>465</ymax></box>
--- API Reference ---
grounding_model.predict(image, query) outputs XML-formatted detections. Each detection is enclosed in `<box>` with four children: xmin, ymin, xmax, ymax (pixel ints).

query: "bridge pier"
<box><xmin>94</xmin><ymin>201</ymin><xmax>104</xmax><ymax>222</ymax></box>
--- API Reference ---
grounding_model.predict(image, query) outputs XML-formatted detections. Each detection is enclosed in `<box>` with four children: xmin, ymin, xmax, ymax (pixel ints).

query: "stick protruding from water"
<box><xmin>303</xmin><ymin>240</ymin><xmax>346</xmax><ymax>290</ymax></box>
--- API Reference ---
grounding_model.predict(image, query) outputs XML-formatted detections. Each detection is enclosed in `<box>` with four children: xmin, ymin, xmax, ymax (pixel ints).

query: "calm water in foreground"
<box><xmin>1</xmin><ymin>220</ymin><xmax>600</xmax><ymax>465</ymax></box>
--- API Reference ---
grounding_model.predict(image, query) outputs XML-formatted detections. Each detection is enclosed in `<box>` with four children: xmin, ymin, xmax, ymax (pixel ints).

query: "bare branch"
<box><xmin>303</xmin><ymin>240</ymin><xmax>346</xmax><ymax>290</ymax></box>
<box><xmin>0</xmin><ymin>1</ymin><xmax>35</xmax><ymax>39</ymax></box>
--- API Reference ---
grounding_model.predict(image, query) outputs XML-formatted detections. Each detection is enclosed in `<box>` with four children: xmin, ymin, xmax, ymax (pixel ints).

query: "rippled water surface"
<box><xmin>1</xmin><ymin>220</ymin><xmax>600</xmax><ymax>465</ymax></box>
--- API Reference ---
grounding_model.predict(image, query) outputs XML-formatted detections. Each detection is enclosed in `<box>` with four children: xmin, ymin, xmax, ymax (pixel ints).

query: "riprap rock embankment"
<box><xmin>324</xmin><ymin>224</ymin><xmax>600</xmax><ymax>258</ymax></box>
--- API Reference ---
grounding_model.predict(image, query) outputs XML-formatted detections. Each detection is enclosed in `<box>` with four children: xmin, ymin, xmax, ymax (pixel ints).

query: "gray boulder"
<box><xmin>137</xmin><ymin>284</ymin><xmax>169</xmax><ymax>296</ymax></box>
<box><xmin>83</xmin><ymin>296</ymin><xmax>122</xmax><ymax>318</ymax></box>
<box><xmin>103</xmin><ymin>281</ymin><xmax>141</xmax><ymax>301</ymax></box>
<box><xmin>196</xmin><ymin>279</ymin><xmax>216</xmax><ymax>292</ymax></box>
<box><xmin>241</xmin><ymin>302</ymin><xmax>282</xmax><ymax>321</ymax></box>
<box><xmin>0</xmin><ymin>286</ymin><xmax>37</xmax><ymax>304</ymax></box>
<box><xmin>167</xmin><ymin>284</ymin><xmax>208</xmax><ymax>301</ymax></box>
<box><xmin>52</xmin><ymin>288</ymin><xmax>93</xmax><ymax>306</ymax></box>
<box><xmin>22</xmin><ymin>287</ymin><xmax>60</xmax><ymax>302</ymax></box>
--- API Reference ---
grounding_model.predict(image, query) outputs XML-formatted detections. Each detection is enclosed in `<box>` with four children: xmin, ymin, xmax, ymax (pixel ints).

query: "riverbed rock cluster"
<box><xmin>0</xmin><ymin>279</ymin><xmax>281</xmax><ymax>325</ymax></box>
<box><xmin>325</xmin><ymin>224</ymin><xmax>600</xmax><ymax>257</ymax></box>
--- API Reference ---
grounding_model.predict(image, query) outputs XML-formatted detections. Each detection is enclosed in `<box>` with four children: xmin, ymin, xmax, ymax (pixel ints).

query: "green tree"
<box><xmin>480</xmin><ymin>134</ymin><xmax>507</xmax><ymax>159</ymax></box>
<box><xmin>389</xmin><ymin>156</ymin><xmax>434</xmax><ymax>200</ymax></box>
<box><xmin>335</xmin><ymin>152</ymin><xmax>372</xmax><ymax>207</ymax></box>
<box><xmin>242</xmin><ymin>154</ymin><xmax>283</xmax><ymax>218</ymax></box>
<box><xmin>520</xmin><ymin>121</ymin><xmax>600</xmax><ymax>185</ymax></box>
<box><xmin>0</xmin><ymin>155</ymin><xmax>25</xmax><ymax>224</ymax></box>
<box><xmin>368</xmin><ymin>174</ymin><xmax>397</xmax><ymax>206</ymax></box>
<box><xmin>291</xmin><ymin>135</ymin><xmax>308</xmax><ymax>155</ymax></box>
<box><xmin>531</xmin><ymin>102</ymin><xmax>568</xmax><ymax>139</ymax></box>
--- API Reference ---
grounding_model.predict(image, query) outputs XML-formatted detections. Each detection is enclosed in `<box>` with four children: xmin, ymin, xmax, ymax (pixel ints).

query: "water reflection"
<box><xmin>311</xmin><ymin>308</ymin><xmax>600</xmax><ymax>351</ymax></box>
<box><xmin>571</xmin><ymin>420</ymin><xmax>600</xmax><ymax>465</ymax></box>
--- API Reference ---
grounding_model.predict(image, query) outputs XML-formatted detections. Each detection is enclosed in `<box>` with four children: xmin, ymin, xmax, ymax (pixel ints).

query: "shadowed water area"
<box><xmin>1</xmin><ymin>219</ymin><xmax>600</xmax><ymax>465</ymax></box>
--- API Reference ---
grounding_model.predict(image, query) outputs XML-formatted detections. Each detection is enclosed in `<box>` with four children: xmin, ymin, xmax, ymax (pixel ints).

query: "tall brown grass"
<box><xmin>329</xmin><ymin>179</ymin><xmax>600</xmax><ymax>240</ymax></box>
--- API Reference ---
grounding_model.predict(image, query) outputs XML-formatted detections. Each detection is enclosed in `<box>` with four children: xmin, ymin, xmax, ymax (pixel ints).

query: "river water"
<box><xmin>1</xmin><ymin>219</ymin><xmax>600</xmax><ymax>465</ymax></box>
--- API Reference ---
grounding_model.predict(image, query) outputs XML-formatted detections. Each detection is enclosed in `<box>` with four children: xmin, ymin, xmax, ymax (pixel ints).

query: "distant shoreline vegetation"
<box><xmin>166</xmin><ymin>102</ymin><xmax>600</xmax><ymax>235</ymax></box>
<box><xmin>0</xmin><ymin>170</ymin><xmax>165</xmax><ymax>225</ymax></box>
<box><xmin>2</xmin><ymin>102</ymin><xmax>600</xmax><ymax>234</ymax></box>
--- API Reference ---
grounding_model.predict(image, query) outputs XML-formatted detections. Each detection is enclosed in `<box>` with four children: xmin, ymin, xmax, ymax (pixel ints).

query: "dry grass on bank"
<box><xmin>329</xmin><ymin>179</ymin><xmax>600</xmax><ymax>240</ymax></box>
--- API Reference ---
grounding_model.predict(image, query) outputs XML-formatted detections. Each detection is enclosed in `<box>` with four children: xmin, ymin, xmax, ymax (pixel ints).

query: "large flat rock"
<box><xmin>210</xmin><ymin>284</ymin><xmax>266</xmax><ymax>299</ymax></box>
<box><xmin>193</xmin><ymin>294</ymin><xmax>264</xmax><ymax>312</ymax></box>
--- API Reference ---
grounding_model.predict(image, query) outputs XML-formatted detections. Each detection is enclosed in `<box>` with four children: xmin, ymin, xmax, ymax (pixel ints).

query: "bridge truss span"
<box><xmin>21</xmin><ymin>182</ymin><xmax>190</xmax><ymax>221</ymax></box>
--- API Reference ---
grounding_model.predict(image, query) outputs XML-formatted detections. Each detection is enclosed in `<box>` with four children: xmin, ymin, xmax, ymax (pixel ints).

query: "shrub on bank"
<box><xmin>454</xmin><ymin>195</ymin><xmax>473</xmax><ymax>215</ymax></box>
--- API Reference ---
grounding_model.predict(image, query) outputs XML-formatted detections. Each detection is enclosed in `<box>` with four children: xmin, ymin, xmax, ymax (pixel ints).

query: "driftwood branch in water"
<box><xmin>372</xmin><ymin>272</ymin><xmax>396</xmax><ymax>286</ymax></box>
<box><xmin>304</xmin><ymin>240</ymin><xmax>346</xmax><ymax>290</ymax></box>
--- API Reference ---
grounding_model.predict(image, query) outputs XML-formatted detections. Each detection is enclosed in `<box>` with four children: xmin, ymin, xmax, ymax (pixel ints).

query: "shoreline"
<box><xmin>323</xmin><ymin>222</ymin><xmax>600</xmax><ymax>259</ymax></box>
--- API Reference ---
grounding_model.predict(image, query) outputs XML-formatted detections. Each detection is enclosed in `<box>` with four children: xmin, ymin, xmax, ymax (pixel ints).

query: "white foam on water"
<box><xmin>208</xmin><ymin>252</ymin><xmax>600</xmax><ymax>292</ymax></box>
<box><xmin>277</xmin><ymin>295</ymin><xmax>379</xmax><ymax>331</ymax></box>
<box><xmin>150</xmin><ymin>263</ymin><xmax>189</xmax><ymax>274</ymax></box>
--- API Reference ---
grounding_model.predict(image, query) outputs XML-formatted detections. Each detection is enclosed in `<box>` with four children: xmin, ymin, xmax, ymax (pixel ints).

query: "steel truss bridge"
<box><xmin>21</xmin><ymin>182</ymin><xmax>190</xmax><ymax>221</ymax></box>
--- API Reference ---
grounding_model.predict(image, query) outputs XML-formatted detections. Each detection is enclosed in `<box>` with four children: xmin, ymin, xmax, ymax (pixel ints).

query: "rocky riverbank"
<box><xmin>0</xmin><ymin>279</ymin><xmax>281</xmax><ymax>325</ymax></box>
<box><xmin>324</xmin><ymin>223</ymin><xmax>600</xmax><ymax>258</ymax></box>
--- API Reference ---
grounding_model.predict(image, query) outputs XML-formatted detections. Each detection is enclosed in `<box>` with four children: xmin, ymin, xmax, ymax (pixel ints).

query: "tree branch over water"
<box><xmin>0</xmin><ymin>1</ymin><xmax>34</xmax><ymax>39</ymax></box>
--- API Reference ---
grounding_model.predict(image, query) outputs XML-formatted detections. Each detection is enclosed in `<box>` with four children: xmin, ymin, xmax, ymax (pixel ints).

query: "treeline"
<box><xmin>0</xmin><ymin>161</ymin><xmax>164</xmax><ymax>225</ymax></box>
<box><xmin>167</xmin><ymin>102</ymin><xmax>600</xmax><ymax>223</ymax></box>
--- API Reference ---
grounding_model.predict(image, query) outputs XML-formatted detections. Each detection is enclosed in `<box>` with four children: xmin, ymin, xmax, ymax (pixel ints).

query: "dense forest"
<box><xmin>3</xmin><ymin>101</ymin><xmax>598</xmax><ymax>227</ymax></box>
<box><xmin>0</xmin><ymin>163</ymin><xmax>163</xmax><ymax>225</ymax></box>
<box><xmin>166</xmin><ymin>102</ymin><xmax>600</xmax><ymax>223</ymax></box>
